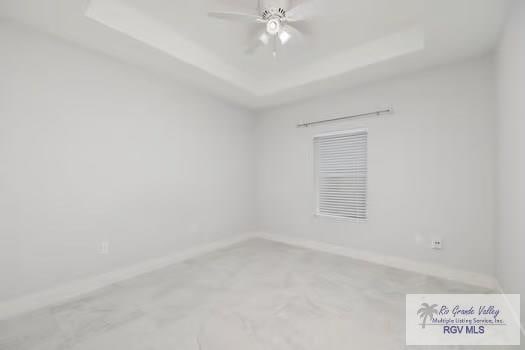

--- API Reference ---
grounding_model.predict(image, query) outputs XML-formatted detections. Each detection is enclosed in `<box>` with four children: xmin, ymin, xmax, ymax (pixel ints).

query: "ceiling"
<box><xmin>0</xmin><ymin>0</ymin><xmax>510</xmax><ymax>109</ymax></box>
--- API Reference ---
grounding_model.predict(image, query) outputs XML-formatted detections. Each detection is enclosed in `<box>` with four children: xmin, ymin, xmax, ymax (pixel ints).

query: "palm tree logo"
<box><xmin>417</xmin><ymin>303</ymin><xmax>438</xmax><ymax>329</ymax></box>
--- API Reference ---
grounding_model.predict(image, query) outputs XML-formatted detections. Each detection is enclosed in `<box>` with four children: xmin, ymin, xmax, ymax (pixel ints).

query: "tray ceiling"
<box><xmin>0</xmin><ymin>0</ymin><xmax>510</xmax><ymax>109</ymax></box>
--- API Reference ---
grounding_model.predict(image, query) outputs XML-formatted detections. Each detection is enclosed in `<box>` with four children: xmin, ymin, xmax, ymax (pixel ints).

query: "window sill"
<box><xmin>314</xmin><ymin>213</ymin><xmax>368</xmax><ymax>223</ymax></box>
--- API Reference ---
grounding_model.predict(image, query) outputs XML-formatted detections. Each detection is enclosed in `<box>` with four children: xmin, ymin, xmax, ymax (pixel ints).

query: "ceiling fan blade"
<box><xmin>208</xmin><ymin>11</ymin><xmax>262</xmax><ymax>23</ymax></box>
<box><xmin>286</xmin><ymin>21</ymin><xmax>312</xmax><ymax>36</ymax></box>
<box><xmin>286</xmin><ymin>0</ymin><xmax>321</xmax><ymax>21</ymax></box>
<box><xmin>280</xmin><ymin>24</ymin><xmax>303</xmax><ymax>45</ymax></box>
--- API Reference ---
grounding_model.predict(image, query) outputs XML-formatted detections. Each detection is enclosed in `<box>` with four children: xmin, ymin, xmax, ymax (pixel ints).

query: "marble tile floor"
<box><xmin>0</xmin><ymin>239</ymin><xmax>515</xmax><ymax>350</ymax></box>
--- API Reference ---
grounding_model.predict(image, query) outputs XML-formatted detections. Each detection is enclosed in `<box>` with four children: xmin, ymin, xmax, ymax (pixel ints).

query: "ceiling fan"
<box><xmin>208</xmin><ymin>0</ymin><xmax>315</xmax><ymax>57</ymax></box>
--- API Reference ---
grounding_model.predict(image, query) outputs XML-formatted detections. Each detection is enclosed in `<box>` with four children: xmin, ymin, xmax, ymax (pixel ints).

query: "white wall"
<box><xmin>496</xmin><ymin>0</ymin><xmax>525</xmax><ymax>323</ymax></box>
<box><xmin>256</xmin><ymin>57</ymin><xmax>497</xmax><ymax>276</ymax></box>
<box><xmin>0</xmin><ymin>22</ymin><xmax>256</xmax><ymax>302</ymax></box>
<box><xmin>0</xmin><ymin>16</ymin><xmax>510</xmax><ymax>308</ymax></box>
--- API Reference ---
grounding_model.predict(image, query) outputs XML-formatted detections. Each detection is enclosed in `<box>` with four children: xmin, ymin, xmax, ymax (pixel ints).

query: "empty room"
<box><xmin>0</xmin><ymin>0</ymin><xmax>523</xmax><ymax>348</ymax></box>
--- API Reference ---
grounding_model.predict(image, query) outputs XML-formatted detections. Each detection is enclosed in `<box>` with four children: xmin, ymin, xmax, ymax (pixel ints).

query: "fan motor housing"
<box><xmin>259</xmin><ymin>0</ymin><xmax>290</xmax><ymax>17</ymax></box>
<box><xmin>262</xmin><ymin>8</ymin><xmax>286</xmax><ymax>20</ymax></box>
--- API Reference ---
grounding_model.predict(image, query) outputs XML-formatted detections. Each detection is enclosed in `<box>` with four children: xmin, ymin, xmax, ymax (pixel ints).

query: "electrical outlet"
<box><xmin>100</xmin><ymin>241</ymin><xmax>110</xmax><ymax>255</ymax></box>
<box><xmin>431</xmin><ymin>239</ymin><xmax>443</xmax><ymax>250</ymax></box>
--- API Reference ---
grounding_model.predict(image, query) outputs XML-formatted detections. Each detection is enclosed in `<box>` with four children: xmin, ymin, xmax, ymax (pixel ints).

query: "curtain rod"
<box><xmin>296</xmin><ymin>108</ymin><xmax>393</xmax><ymax>128</ymax></box>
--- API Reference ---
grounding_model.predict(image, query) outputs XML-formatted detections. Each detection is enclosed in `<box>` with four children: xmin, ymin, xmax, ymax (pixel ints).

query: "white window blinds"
<box><xmin>314</xmin><ymin>129</ymin><xmax>368</xmax><ymax>220</ymax></box>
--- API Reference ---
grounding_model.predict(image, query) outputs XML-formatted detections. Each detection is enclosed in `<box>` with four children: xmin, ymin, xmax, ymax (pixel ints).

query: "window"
<box><xmin>314</xmin><ymin>129</ymin><xmax>368</xmax><ymax>220</ymax></box>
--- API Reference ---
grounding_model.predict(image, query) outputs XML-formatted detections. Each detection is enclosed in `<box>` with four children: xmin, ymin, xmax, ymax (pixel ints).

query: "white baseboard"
<box><xmin>0</xmin><ymin>232</ymin><xmax>502</xmax><ymax>321</ymax></box>
<box><xmin>0</xmin><ymin>234</ymin><xmax>250</xmax><ymax>320</ymax></box>
<box><xmin>252</xmin><ymin>232</ymin><xmax>499</xmax><ymax>290</ymax></box>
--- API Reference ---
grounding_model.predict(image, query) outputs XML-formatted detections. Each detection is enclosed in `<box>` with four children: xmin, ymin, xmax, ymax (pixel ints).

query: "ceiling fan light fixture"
<box><xmin>259</xmin><ymin>32</ymin><xmax>270</xmax><ymax>44</ymax></box>
<box><xmin>278</xmin><ymin>29</ymin><xmax>291</xmax><ymax>44</ymax></box>
<box><xmin>266</xmin><ymin>18</ymin><xmax>281</xmax><ymax>35</ymax></box>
